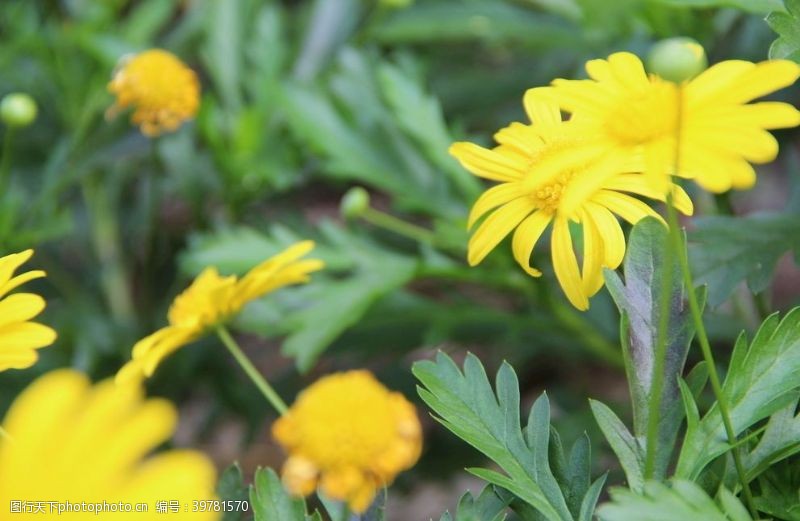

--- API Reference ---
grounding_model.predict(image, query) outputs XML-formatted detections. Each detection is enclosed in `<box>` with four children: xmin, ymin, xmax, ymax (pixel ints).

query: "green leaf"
<box><xmin>217</xmin><ymin>463</ymin><xmax>249</xmax><ymax>521</ymax></box>
<box><xmin>589</xmin><ymin>400</ymin><xmax>645</xmax><ymax>492</ymax></box>
<box><xmin>688</xmin><ymin>212</ymin><xmax>800</xmax><ymax>307</ymax></box>
<box><xmin>676</xmin><ymin>308</ymin><xmax>800</xmax><ymax>480</ymax></box>
<box><xmin>753</xmin><ymin>459</ymin><xmax>800</xmax><ymax>520</ymax></box>
<box><xmin>292</xmin><ymin>0</ymin><xmax>360</xmax><ymax>80</ymax></box>
<box><xmin>604</xmin><ymin>217</ymin><xmax>700</xmax><ymax>478</ymax></box>
<box><xmin>652</xmin><ymin>0</ymin><xmax>783</xmax><ymax>14</ymax></box>
<box><xmin>414</xmin><ymin>352</ymin><xmax>600</xmax><ymax>521</ymax></box>
<box><xmin>596</xmin><ymin>480</ymin><xmax>753</xmax><ymax>521</ymax></box>
<box><xmin>437</xmin><ymin>486</ymin><xmax>510</xmax><ymax>521</ymax></box>
<box><xmin>768</xmin><ymin>0</ymin><xmax>800</xmax><ymax>61</ymax></box>
<box><xmin>250</xmin><ymin>467</ymin><xmax>317</xmax><ymax>521</ymax></box>
<box><xmin>743</xmin><ymin>397</ymin><xmax>800</xmax><ymax>481</ymax></box>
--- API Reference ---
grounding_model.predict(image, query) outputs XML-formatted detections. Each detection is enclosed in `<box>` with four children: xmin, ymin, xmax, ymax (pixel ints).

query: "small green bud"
<box><xmin>340</xmin><ymin>187</ymin><xmax>370</xmax><ymax>220</ymax></box>
<box><xmin>0</xmin><ymin>93</ymin><xmax>37</xmax><ymax>127</ymax></box>
<box><xmin>647</xmin><ymin>37</ymin><xmax>708</xmax><ymax>83</ymax></box>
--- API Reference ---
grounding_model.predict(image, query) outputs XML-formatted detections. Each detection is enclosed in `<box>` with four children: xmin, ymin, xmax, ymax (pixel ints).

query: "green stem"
<box><xmin>670</xmin><ymin>204</ymin><xmax>757</xmax><ymax>516</ymax></box>
<box><xmin>360</xmin><ymin>207</ymin><xmax>436</xmax><ymax>244</ymax></box>
<box><xmin>337</xmin><ymin>504</ymin><xmax>351</xmax><ymax>521</ymax></box>
<box><xmin>0</xmin><ymin>127</ymin><xmax>14</xmax><ymax>189</ymax></box>
<box><xmin>216</xmin><ymin>325</ymin><xmax>288</xmax><ymax>416</ymax></box>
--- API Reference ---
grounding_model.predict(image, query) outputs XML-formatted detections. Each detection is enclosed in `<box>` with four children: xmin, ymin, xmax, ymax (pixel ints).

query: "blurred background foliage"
<box><xmin>1</xmin><ymin>0</ymin><xmax>799</xmax><ymax>516</ymax></box>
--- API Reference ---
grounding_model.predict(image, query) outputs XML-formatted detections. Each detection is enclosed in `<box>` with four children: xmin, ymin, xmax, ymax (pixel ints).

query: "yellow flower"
<box><xmin>272</xmin><ymin>370</ymin><xmax>422</xmax><ymax>513</ymax></box>
<box><xmin>0</xmin><ymin>369</ymin><xmax>218</xmax><ymax>520</ymax></box>
<box><xmin>107</xmin><ymin>49</ymin><xmax>200</xmax><ymax>137</ymax></box>
<box><xmin>545</xmin><ymin>52</ymin><xmax>800</xmax><ymax>192</ymax></box>
<box><xmin>117</xmin><ymin>241</ymin><xmax>323</xmax><ymax>384</ymax></box>
<box><xmin>0</xmin><ymin>249</ymin><xmax>56</xmax><ymax>371</ymax></box>
<box><xmin>449</xmin><ymin>95</ymin><xmax>692</xmax><ymax>310</ymax></box>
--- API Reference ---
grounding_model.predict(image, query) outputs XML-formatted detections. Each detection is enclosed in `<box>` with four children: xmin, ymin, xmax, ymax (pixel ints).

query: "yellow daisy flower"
<box><xmin>545</xmin><ymin>52</ymin><xmax>800</xmax><ymax>192</ymax></box>
<box><xmin>0</xmin><ymin>249</ymin><xmax>56</xmax><ymax>372</ymax></box>
<box><xmin>107</xmin><ymin>49</ymin><xmax>200</xmax><ymax>137</ymax></box>
<box><xmin>0</xmin><ymin>369</ymin><xmax>218</xmax><ymax>520</ymax></box>
<box><xmin>117</xmin><ymin>241</ymin><xmax>323</xmax><ymax>384</ymax></box>
<box><xmin>449</xmin><ymin>95</ymin><xmax>692</xmax><ymax>310</ymax></box>
<box><xmin>272</xmin><ymin>370</ymin><xmax>422</xmax><ymax>513</ymax></box>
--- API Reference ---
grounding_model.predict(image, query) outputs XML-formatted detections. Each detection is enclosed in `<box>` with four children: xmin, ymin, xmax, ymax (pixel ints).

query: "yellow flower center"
<box><xmin>604</xmin><ymin>80</ymin><xmax>679</xmax><ymax>145</ymax></box>
<box><xmin>108</xmin><ymin>49</ymin><xmax>200</xmax><ymax>136</ymax></box>
<box><xmin>530</xmin><ymin>171</ymin><xmax>577</xmax><ymax>213</ymax></box>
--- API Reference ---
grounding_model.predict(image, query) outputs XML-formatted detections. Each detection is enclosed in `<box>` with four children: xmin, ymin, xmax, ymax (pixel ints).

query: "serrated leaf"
<box><xmin>596</xmin><ymin>480</ymin><xmax>753</xmax><ymax>521</ymax></box>
<box><xmin>436</xmin><ymin>486</ymin><xmax>510</xmax><ymax>521</ymax></box>
<box><xmin>676</xmin><ymin>308</ymin><xmax>800</xmax><ymax>479</ymax></box>
<box><xmin>589</xmin><ymin>400</ymin><xmax>645</xmax><ymax>492</ymax></box>
<box><xmin>414</xmin><ymin>352</ymin><xmax>600</xmax><ymax>521</ymax></box>
<box><xmin>604</xmin><ymin>217</ymin><xmax>699</xmax><ymax>479</ymax></box>
<box><xmin>217</xmin><ymin>463</ymin><xmax>249</xmax><ymax>521</ymax></box>
<box><xmin>688</xmin><ymin>212</ymin><xmax>800</xmax><ymax>307</ymax></box>
<box><xmin>743</xmin><ymin>398</ymin><xmax>800</xmax><ymax>481</ymax></box>
<box><xmin>250</xmin><ymin>467</ymin><xmax>312</xmax><ymax>521</ymax></box>
<box><xmin>768</xmin><ymin>0</ymin><xmax>800</xmax><ymax>61</ymax></box>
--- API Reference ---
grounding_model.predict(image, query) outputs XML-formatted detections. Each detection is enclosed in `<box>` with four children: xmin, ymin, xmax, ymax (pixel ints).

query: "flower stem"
<box><xmin>360</xmin><ymin>207</ymin><xmax>436</xmax><ymax>244</ymax></box>
<box><xmin>216</xmin><ymin>325</ymin><xmax>288</xmax><ymax>416</ymax></box>
<box><xmin>667</xmin><ymin>203</ymin><xmax>757</xmax><ymax>516</ymax></box>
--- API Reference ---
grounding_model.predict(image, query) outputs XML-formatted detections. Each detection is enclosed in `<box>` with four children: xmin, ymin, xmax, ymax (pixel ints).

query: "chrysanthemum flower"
<box><xmin>0</xmin><ymin>370</ymin><xmax>218</xmax><ymax>520</ymax></box>
<box><xmin>116</xmin><ymin>241</ymin><xmax>323</xmax><ymax>384</ymax></box>
<box><xmin>449</xmin><ymin>95</ymin><xmax>692</xmax><ymax>310</ymax></box>
<box><xmin>0</xmin><ymin>250</ymin><xmax>56</xmax><ymax>372</ymax></box>
<box><xmin>272</xmin><ymin>370</ymin><xmax>422</xmax><ymax>513</ymax></box>
<box><xmin>545</xmin><ymin>52</ymin><xmax>800</xmax><ymax>192</ymax></box>
<box><xmin>107</xmin><ymin>49</ymin><xmax>200</xmax><ymax>137</ymax></box>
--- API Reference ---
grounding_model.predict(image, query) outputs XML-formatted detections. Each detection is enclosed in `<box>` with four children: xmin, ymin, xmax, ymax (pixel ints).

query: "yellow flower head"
<box><xmin>0</xmin><ymin>369</ymin><xmax>218</xmax><ymax>520</ymax></box>
<box><xmin>449</xmin><ymin>95</ymin><xmax>693</xmax><ymax>310</ymax></box>
<box><xmin>0</xmin><ymin>249</ymin><xmax>56</xmax><ymax>371</ymax></box>
<box><xmin>546</xmin><ymin>52</ymin><xmax>800</xmax><ymax>192</ymax></box>
<box><xmin>272</xmin><ymin>370</ymin><xmax>422</xmax><ymax>513</ymax></box>
<box><xmin>116</xmin><ymin>241</ymin><xmax>323</xmax><ymax>384</ymax></box>
<box><xmin>108</xmin><ymin>49</ymin><xmax>200</xmax><ymax>137</ymax></box>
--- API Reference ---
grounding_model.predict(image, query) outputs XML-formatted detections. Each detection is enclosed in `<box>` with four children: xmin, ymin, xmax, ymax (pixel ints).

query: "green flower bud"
<box><xmin>0</xmin><ymin>93</ymin><xmax>37</xmax><ymax>127</ymax></box>
<box><xmin>340</xmin><ymin>187</ymin><xmax>371</xmax><ymax>220</ymax></box>
<box><xmin>647</xmin><ymin>37</ymin><xmax>708</xmax><ymax>83</ymax></box>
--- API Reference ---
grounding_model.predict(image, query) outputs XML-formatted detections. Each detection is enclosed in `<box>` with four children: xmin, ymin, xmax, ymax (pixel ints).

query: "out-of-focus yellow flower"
<box><xmin>0</xmin><ymin>249</ymin><xmax>56</xmax><ymax>371</ymax></box>
<box><xmin>449</xmin><ymin>95</ymin><xmax>692</xmax><ymax>310</ymax></box>
<box><xmin>117</xmin><ymin>241</ymin><xmax>323</xmax><ymax>384</ymax></box>
<box><xmin>0</xmin><ymin>369</ymin><xmax>218</xmax><ymax>520</ymax></box>
<box><xmin>545</xmin><ymin>52</ymin><xmax>800</xmax><ymax>192</ymax></box>
<box><xmin>107</xmin><ymin>49</ymin><xmax>200</xmax><ymax>137</ymax></box>
<box><xmin>273</xmin><ymin>370</ymin><xmax>422</xmax><ymax>513</ymax></box>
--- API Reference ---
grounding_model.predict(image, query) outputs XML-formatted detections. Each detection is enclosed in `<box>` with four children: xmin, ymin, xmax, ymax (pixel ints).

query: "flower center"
<box><xmin>530</xmin><ymin>171</ymin><xmax>577</xmax><ymax>213</ymax></box>
<box><xmin>604</xmin><ymin>80</ymin><xmax>679</xmax><ymax>145</ymax></box>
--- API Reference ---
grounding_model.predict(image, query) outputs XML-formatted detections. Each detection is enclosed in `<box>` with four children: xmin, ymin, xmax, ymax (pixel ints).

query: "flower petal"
<box><xmin>468</xmin><ymin>198</ymin><xmax>536</xmax><ymax>266</ymax></box>
<box><xmin>511</xmin><ymin>211</ymin><xmax>552</xmax><ymax>277</ymax></box>
<box><xmin>552</xmin><ymin>217</ymin><xmax>588</xmax><ymax>310</ymax></box>
<box><xmin>449</xmin><ymin>142</ymin><xmax>526</xmax><ymax>182</ymax></box>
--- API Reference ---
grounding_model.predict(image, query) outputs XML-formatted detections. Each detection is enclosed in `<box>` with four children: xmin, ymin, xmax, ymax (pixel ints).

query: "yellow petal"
<box><xmin>580</xmin><ymin>212</ymin><xmax>605</xmax><ymax>297</ymax></box>
<box><xmin>0</xmin><ymin>293</ymin><xmax>46</xmax><ymax>328</ymax></box>
<box><xmin>592</xmin><ymin>190</ymin><xmax>664</xmax><ymax>225</ymax></box>
<box><xmin>603</xmin><ymin>174</ymin><xmax>693</xmax><ymax>216</ymax></box>
<box><xmin>522</xmin><ymin>90</ymin><xmax>562</xmax><ymax>126</ymax></box>
<box><xmin>511</xmin><ymin>211</ymin><xmax>552</xmax><ymax>277</ymax></box>
<box><xmin>551</xmin><ymin>218</ymin><xmax>588</xmax><ymax>310</ymax></box>
<box><xmin>449</xmin><ymin>142</ymin><xmax>526</xmax><ymax>182</ymax></box>
<box><xmin>467</xmin><ymin>183</ymin><xmax>528</xmax><ymax>229</ymax></box>
<box><xmin>585</xmin><ymin>202</ymin><xmax>626</xmax><ymax>269</ymax></box>
<box><xmin>0</xmin><ymin>321</ymin><xmax>57</xmax><ymax>350</ymax></box>
<box><xmin>467</xmin><ymin>198</ymin><xmax>536</xmax><ymax>266</ymax></box>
